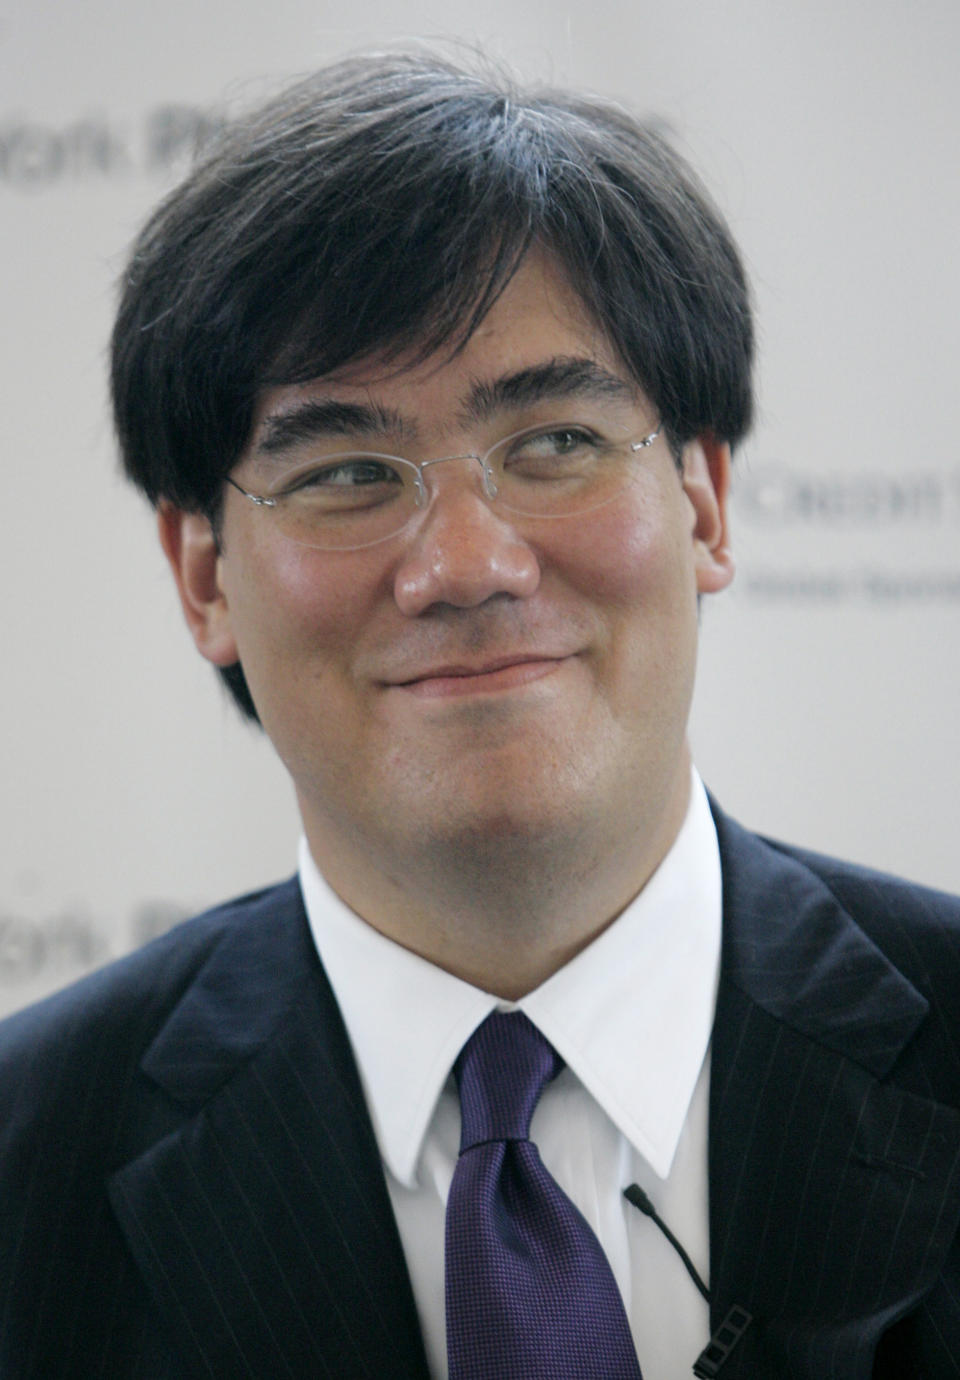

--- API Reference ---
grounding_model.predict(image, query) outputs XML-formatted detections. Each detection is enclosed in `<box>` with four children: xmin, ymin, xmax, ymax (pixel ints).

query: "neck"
<box><xmin>299</xmin><ymin>761</ymin><xmax>691</xmax><ymax>999</ymax></box>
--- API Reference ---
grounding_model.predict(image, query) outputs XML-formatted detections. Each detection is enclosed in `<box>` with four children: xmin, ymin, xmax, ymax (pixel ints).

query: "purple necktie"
<box><xmin>445</xmin><ymin>1010</ymin><xmax>643</xmax><ymax>1379</ymax></box>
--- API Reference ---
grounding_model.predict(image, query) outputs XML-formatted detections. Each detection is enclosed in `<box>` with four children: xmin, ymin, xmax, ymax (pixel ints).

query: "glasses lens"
<box><xmin>242</xmin><ymin>420</ymin><xmax>659</xmax><ymax>548</ymax></box>
<box><xmin>264</xmin><ymin>453</ymin><xmax>420</xmax><ymax>550</ymax></box>
<box><xmin>486</xmin><ymin>423</ymin><xmax>645</xmax><ymax>518</ymax></box>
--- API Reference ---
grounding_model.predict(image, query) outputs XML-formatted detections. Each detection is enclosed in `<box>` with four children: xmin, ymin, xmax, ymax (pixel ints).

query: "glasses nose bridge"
<box><xmin>415</xmin><ymin>451</ymin><xmax>498</xmax><ymax>506</ymax></box>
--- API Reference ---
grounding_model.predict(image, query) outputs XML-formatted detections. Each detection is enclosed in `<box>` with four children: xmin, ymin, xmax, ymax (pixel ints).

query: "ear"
<box><xmin>681</xmin><ymin>434</ymin><xmax>735</xmax><ymax>595</ymax></box>
<box><xmin>157</xmin><ymin>503</ymin><xmax>240</xmax><ymax>666</ymax></box>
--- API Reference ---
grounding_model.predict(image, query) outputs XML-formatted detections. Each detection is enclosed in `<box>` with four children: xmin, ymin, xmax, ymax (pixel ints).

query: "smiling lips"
<box><xmin>388</xmin><ymin>655</ymin><xmax>572</xmax><ymax>699</ymax></box>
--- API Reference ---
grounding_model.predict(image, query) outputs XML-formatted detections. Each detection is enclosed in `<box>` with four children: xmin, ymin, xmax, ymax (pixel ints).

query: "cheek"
<box><xmin>553</xmin><ymin>483</ymin><xmax>701</xmax><ymax>733</ymax></box>
<box><xmin>222</xmin><ymin>535</ymin><xmax>380</xmax><ymax>672</ymax></box>
<box><xmin>553</xmin><ymin>482</ymin><xmax>696</xmax><ymax>609</ymax></box>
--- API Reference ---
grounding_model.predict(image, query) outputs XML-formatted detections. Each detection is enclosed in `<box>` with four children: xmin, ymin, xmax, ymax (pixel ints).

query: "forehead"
<box><xmin>248</xmin><ymin>253</ymin><xmax>643</xmax><ymax>449</ymax></box>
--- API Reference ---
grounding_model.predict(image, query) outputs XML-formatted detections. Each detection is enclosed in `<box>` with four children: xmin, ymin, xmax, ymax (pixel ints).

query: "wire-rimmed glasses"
<box><xmin>226</xmin><ymin>416</ymin><xmax>663</xmax><ymax>552</ymax></box>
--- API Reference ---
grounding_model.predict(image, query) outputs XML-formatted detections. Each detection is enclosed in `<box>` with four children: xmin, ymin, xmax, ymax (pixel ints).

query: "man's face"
<box><xmin>164</xmin><ymin>253</ymin><xmax>733</xmax><ymax>892</ymax></box>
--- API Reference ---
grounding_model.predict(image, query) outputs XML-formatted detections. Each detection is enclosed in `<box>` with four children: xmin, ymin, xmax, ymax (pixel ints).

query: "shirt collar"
<box><xmin>298</xmin><ymin>768</ymin><xmax>721</xmax><ymax>1187</ymax></box>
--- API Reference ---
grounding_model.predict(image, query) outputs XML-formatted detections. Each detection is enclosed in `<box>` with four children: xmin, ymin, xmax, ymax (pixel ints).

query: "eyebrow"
<box><xmin>461</xmin><ymin>358</ymin><xmax>637</xmax><ymax>423</ymax></box>
<box><xmin>256</xmin><ymin>399</ymin><xmax>411</xmax><ymax>455</ymax></box>
<box><xmin>254</xmin><ymin>356</ymin><xmax>638</xmax><ymax>457</ymax></box>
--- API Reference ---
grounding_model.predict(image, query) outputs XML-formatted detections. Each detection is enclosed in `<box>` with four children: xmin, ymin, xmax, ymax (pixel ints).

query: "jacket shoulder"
<box><xmin>762</xmin><ymin>836</ymin><xmax>960</xmax><ymax>955</ymax></box>
<box><xmin>0</xmin><ymin>878</ymin><xmax>303</xmax><ymax>1153</ymax></box>
<box><xmin>738</xmin><ymin>828</ymin><xmax>960</xmax><ymax>1060</ymax></box>
<box><xmin>0</xmin><ymin>878</ymin><xmax>311</xmax><ymax>1374</ymax></box>
<box><xmin>0</xmin><ymin>879</ymin><xmax>298</xmax><ymax>1051</ymax></box>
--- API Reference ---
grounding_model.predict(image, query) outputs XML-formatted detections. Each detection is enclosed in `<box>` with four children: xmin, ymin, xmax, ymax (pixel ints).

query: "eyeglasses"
<box><xmin>226</xmin><ymin>417</ymin><xmax>663</xmax><ymax>551</ymax></box>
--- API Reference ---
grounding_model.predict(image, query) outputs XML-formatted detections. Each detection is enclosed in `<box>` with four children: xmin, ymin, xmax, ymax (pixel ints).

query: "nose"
<box><xmin>393</xmin><ymin>474</ymin><xmax>541</xmax><ymax>617</ymax></box>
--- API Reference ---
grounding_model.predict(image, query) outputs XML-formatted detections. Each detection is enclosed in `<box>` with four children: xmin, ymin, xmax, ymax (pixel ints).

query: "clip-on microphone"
<box><xmin>623</xmin><ymin>1184</ymin><xmax>752</xmax><ymax>1377</ymax></box>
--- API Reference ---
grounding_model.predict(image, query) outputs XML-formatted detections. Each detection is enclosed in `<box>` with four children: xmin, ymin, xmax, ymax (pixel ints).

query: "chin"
<box><xmin>406</xmin><ymin>768</ymin><xmax>603</xmax><ymax>854</ymax></box>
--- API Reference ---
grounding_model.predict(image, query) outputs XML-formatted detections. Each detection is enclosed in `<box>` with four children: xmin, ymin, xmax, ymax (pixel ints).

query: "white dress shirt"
<box><xmin>299</xmin><ymin>768</ymin><xmax>721</xmax><ymax>1380</ymax></box>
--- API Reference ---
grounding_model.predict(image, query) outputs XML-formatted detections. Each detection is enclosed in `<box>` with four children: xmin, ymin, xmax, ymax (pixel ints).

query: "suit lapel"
<box><xmin>707</xmin><ymin>809</ymin><xmax>960</xmax><ymax>1378</ymax></box>
<box><xmin>107</xmin><ymin>881</ymin><xmax>429</xmax><ymax>1380</ymax></box>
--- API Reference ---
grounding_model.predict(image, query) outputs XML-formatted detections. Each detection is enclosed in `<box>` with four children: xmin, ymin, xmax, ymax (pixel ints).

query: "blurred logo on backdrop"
<box><xmin>737</xmin><ymin>462</ymin><xmax>957</xmax><ymax>527</ymax></box>
<box><xmin>0</xmin><ymin>900</ymin><xmax>191</xmax><ymax>1011</ymax></box>
<box><xmin>0</xmin><ymin>105</ymin><xmax>223</xmax><ymax>186</ymax></box>
<box><xmin>732</xmin><ymin>459</ymin><xmax>960</xmax><ymax>604</ymax></box>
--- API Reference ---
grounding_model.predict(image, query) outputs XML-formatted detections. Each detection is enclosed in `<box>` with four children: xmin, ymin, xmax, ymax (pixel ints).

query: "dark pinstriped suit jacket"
<box><xmin>3</xmin><ymin>803</ymin><xmax>960</xmax><ymax>1378</ymax></box>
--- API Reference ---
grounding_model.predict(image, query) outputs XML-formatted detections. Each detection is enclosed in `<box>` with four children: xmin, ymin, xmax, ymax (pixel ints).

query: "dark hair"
<box><xmin>111</xmin><ymin>50</ymin><xmax>754</xmax><ymax>720</ymax></box>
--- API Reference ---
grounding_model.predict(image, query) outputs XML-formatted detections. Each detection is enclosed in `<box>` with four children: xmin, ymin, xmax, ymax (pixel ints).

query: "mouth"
<box><xmin>386</xmin><ymin>654</ymin><xmax>573</xmax><ymax>699</ymax></box>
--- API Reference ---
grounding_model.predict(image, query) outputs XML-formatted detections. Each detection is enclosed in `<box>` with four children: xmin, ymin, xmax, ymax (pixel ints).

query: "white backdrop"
<box><xmin>2</xmin><ymin>0</ymin><xmax>958</xmax><ymax>1014</ymax></box>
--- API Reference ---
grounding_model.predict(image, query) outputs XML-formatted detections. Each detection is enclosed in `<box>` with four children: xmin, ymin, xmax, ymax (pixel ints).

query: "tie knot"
<box><xmin>454</xmin><ymin>1011</ymin><xmax>563</xmax><ymax>1152</ymax></box>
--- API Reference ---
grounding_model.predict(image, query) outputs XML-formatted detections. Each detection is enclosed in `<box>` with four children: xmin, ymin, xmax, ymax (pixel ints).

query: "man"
<box><xmin>2</xmin><ymin>51</ymin><xmax>959</xmax><ymax>1380</ymax></box>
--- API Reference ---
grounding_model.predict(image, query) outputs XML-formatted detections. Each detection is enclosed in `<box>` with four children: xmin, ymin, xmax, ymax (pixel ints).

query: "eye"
<box><xmin>526</xmin><ymin>426</ymin><xmax>597</xmax><ymax>454</ymax></box>
<box><xmin>280</xmin><ymin>456</ymin><xmax>404</xmax><ymax>493</ymax></box>
<box><xmin>546</xmin><ymin>426</ymin><xmax>597</xmax><ymax>453</ymax></box>
<box><xmin>497</xmin><ymin>425</ymin><xmax>608</xmax><ymax>479</ymax></box>
<box><xmin>269</xmin><ymin>454</ymin><xmax>409</xmax><ymax>512</ymax></box>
